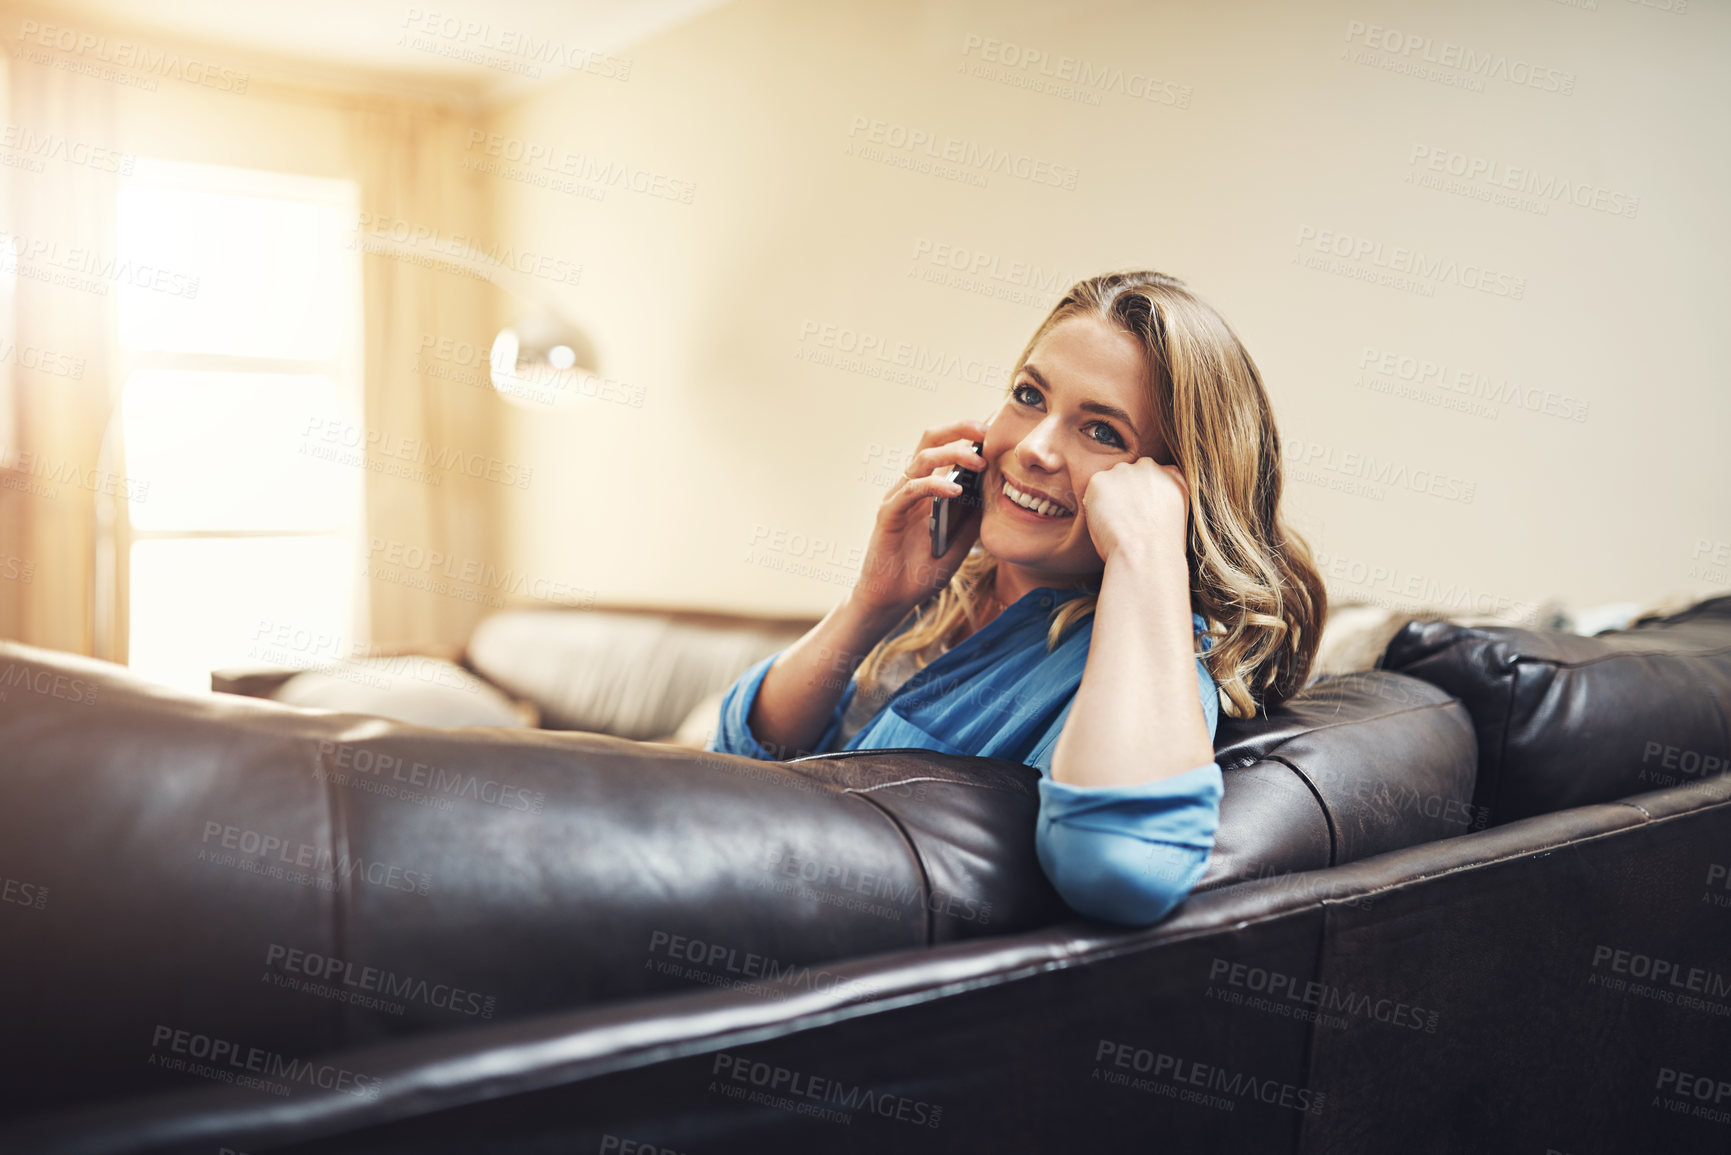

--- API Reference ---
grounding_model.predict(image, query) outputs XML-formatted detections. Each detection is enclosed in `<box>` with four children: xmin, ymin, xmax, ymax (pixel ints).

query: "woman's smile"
<box><xmin>987</xmin><ymin>467</ymin><xmax>1077</xmax><ymax>526</ymax></box>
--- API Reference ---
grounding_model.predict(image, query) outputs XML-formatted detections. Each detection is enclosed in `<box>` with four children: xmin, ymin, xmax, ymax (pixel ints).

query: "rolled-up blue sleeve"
<box><xmin>1034</xmin><ymin>763</ymin><xmax>1224</xmax><ymax>926</ymax></box>
<box><xmin>707</xmin><ymin>653</ymin><xmax>780</xmax><ymax>759</ymax></box>
<box><xmin>706</xmin><ymin>650</ymin><xmax>857</xmax><ymax>761</ymax></box>
<box><xmin>1026</xmin><ymin>644</ymin><xmax>1225</xmax><ymax>926</ymax></box>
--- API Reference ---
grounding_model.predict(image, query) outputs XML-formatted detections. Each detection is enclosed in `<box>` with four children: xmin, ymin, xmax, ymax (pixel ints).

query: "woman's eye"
<box><xmin>1089</xmin><ymin>423</ymin><xmax>1126</xmax><ymax>450</ymax></box>
<box><xmin>1012</xmin><ymin>382</ymin><xmax>1126</xmax><ymax>449</ymax></box>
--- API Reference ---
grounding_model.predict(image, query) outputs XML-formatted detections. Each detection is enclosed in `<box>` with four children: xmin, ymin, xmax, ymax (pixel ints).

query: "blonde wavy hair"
<box><xmin>854</xmin><ymin>270</ymin><xmax>1326</xmax><ymax>720</ymax></box>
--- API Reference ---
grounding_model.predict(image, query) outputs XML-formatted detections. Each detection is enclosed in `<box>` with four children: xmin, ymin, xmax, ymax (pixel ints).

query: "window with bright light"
<box><xmin>116</xmin><ymin>159</ymin><xmax>364</xmax><ymax>693</ymax></box>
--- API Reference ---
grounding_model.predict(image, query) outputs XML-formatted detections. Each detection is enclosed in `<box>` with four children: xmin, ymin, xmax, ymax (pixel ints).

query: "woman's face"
<box><xmin>978</xmin><ymin>313</ymin><xmax>1164</xmax><ymax>585</ymax></box>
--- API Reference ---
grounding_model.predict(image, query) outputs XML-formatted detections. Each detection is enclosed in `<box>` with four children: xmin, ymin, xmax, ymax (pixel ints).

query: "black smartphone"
<box><xmin>929</xmin><ymin>441</ymin><xmax>985</xmax><ymax>557</ymax></box>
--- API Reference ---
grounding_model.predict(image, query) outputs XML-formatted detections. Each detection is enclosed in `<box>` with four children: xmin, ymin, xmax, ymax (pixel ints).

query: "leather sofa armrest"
<box><xmin>208</xmin><ymin>665</ymin><xmax>301</xmax><ymax>699</ymax></box>
<box><xmin>362</xmin><ymin>643</ymin><xmax>543</xmax><ymax>726</ymax></box>
<box><xmin>210</xmin><ymin>641</ymin><xmax>465</xmax><ymax>699</ymax></box>
<box><xmin>211</xmin><ymin>645</ymin><xmax>541</xmax><ymax>727</ymax></box>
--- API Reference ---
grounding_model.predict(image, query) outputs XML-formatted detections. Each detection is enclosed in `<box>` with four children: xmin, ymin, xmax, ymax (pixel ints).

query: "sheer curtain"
<box><xmin>343</xmin><ymin>97</ymin><xmax>506</xmax><ymax>648</ymax></box>
<box><xmin>0</xmin><ymin>54</ymin><xmax>120</xmax><ymax>654</ymax></box>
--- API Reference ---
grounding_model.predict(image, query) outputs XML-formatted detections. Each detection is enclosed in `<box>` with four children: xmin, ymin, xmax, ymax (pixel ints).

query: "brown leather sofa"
<box><xmin>0</xmin><ymin>594</ymin><xmax>1727</xmax><ymax>1154</ymax></box>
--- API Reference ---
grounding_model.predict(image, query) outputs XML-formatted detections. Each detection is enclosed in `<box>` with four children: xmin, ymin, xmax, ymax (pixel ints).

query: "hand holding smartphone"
<box><xmin>929</xmin><ymin>440</ymin><xmax>985</xmax><ymax>557</ymax></box>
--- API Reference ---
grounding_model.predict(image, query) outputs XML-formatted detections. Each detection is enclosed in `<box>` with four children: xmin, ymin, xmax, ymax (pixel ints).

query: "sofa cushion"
<box><xmin>1194</xmin><ymin>670</ymin><xmax>1480</xmax><ymax>893</ymax></box>
<box><xmin>465</xmin><ymin>610</ymin><xmax>808</xmax><ymax>740</ymax></box>
<box><xmin>271</xmin><ymin>656</ymin><xmax>526</xmax><ymax>729</ymax></box>
<box><xmin>1380</xmin><ymin>593</ymin><xmax>1731</xmax><ymax>825</ymax></box>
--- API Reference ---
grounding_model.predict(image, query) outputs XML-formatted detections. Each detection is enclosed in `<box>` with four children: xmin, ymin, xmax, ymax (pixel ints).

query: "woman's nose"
<box><xmin>1017</xmin><ymin>419</ymin><xmax>1064</xmax><ymax>470</ymax></box>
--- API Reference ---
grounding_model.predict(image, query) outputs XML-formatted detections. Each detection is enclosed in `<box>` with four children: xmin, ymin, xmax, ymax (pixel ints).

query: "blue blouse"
<box><xmin>706</xmin><ymin>587</ymin><xmax>1225</xmax><ymax>926</ymax></box>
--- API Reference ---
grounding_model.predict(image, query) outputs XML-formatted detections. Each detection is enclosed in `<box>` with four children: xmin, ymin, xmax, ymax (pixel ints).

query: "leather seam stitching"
<box><xmin>1265</xmin><ymin>753</ymin><xmax>1339</xmax><ymax>866</ymax></box>
<box><xmin>846</xmin><ymin>777</ymin><xmax>986</xmax><ymax>795</ymax></box>
<box><xmin>1490</xmin><ymin>660</ymin><xmax>1516</xmax><ymax>822</ymax></box>
<box><xmin>1219</xmin><ymin>697</ymin><xmax>1460</xmax><ymax>774</ymax></box>
<box><xmin>1505</xmin><ymin>641</ymin><xmax>1731</xmax><ymax>670</ymax></box>
<box><xmin>317</xmin><ymin>737</ymin><xmax>353</xmax><ymax>1038</ymax></box>
<box><xmin>844</xmin><ymin>791</ymin><xmax>936</xmax><ymax>946</ymax></box>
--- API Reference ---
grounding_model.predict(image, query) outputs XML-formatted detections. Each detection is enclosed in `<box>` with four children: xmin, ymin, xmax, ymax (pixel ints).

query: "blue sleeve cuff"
<box><xmin>706</xmin><ymin>652</ymin><xmax>782</xmax><ymax>760</ymax></box>
<box><xmin>706</xmin><ymin>650</ymin><xmax>856</xmax><ymax>761</ymax></box>
<box><xmin>1035</xmin><ymin>761</ymin><xmax>1225</xmax><ymax>926</ymax></box>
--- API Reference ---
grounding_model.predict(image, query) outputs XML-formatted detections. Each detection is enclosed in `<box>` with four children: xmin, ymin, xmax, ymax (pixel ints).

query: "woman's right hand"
<box><xmin>851</xmin><ymin>417</ymin><xmax>990</xmax><ymax>619</ymax></box>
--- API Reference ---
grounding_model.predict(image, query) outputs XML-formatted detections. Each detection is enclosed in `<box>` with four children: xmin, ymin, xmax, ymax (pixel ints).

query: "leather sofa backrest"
<box><xmin>1381</xmin><ymin>593</ymin><xmax>1731</xmax><ymax>824</ymax></box>
<box><xmin>1195</xmin><ymin>669</ymin><xmax>1481</xmax><ymax>891</ymax></box>
<box><xmin>0</xmin><ymin>641</ymin><xmax>1477</xmax><ymax>1118</ymax></box>
<box><xmin>0</xmin><ymin>640</ymin><xmax>1050</xmax><ymax>1118</ymax></box>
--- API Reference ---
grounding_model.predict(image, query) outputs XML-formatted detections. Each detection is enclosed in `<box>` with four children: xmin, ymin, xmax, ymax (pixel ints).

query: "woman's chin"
<box><xmin>981</xmin><ymin>515</ymin><xmax>1104</xmax><ymax>579</ymax></box>
<box><xmin>980</xmin><ymin>516</ymin><xmax>1064</xmax><ymax>565</ymax></box>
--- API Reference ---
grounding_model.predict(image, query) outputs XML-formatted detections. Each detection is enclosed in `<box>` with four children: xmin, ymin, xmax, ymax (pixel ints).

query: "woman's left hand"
<box><xmin>1080</xmin><ymin>457</ymin><xmax>1191</xmax><ymax>568</ymax></box>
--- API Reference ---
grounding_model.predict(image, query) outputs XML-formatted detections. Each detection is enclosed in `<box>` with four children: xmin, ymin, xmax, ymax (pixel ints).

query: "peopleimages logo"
<box><xmin>1342</xmin><ymin>20</ymin><xmax>1575</xmax><ymax>95</ymax></box>
<box><xmin>399</xmin><ymin>10</ymin><xmax>633</xmax><ymax>81</ymax></box>
<box><xmin>264</xmin><ymin>943</ymin><xmax>496</xmax><ymax>1018</ymax></box>
<box><xmin>958</xmin><ymin>33</ymin><xmax>1193</xmax><ymax>109</ymax></box>
<box><xmin>710</xmin><ymin>1052</ymin><xmax>943</xmax><ymax>1128</ymax></box>
<box><xmin>1293</xmin><ymin>226</ymin><xmax>1526</xmax><ymax>300</ymax></box>
<box><xmin>316</xmin><ymin>739</ymin><xmax>547</xmax><ymax>814</ymax></box>
<box><xmin>0</xmin><ymin>229</ymin><xmax>200</xmax><ymax>299</ymax></box>
<box><xmin>1354</xmin><ymin>346</ymin><xmax>1589</xmax><ymax>423</ymax></box>
<box><xmin>1640</xmin><ymin>741</ymin><xmax>1728</xmax><ymax>781</ymax></box>
<box><xmin>796</xmin><ymin>320</ymin><xmax>1012</xmax><ymax>389</ymax></box>
<box><xmin>907</xmin><ymin>238</ymin><xmax>1079</xmax><ymax>309</ymax></box>
<box><xmin>462</xmin><ymin>131</ymin><xmax>694</xmax><ymax>204</ymax></box>
<box><xmin>363</xmin><ymin>537</ymin><xmax>596</xmax><ymax>606</ymax></box>
<box><xmin>1655</xmin><ymin>1065</ymin><xmax>1731</xmax><ymax>1126</ymax></box>
<box><xmin>0</xmin><ymin>662</ymin><xmax>98</xmax><ymax>706</ymax></box>
<box><xmin>1</xmin><ymin>873</ymin><xmax>48</xmax><ymax>910</ymax></box>
<box><xmin>761</xmin><ymin>846</ymin><xmax>990</xmax><ymax>924</ymax></box>
<box><xmin>0</xmin><ymin>447</ymin><xmax>150</xmax><ymax>502</ymax></box>
<box><xmin>1590</xmin><ymin>945</ymin><xmax>1731</xmax><ymax>997</ymax></box>
<box><xmin>1407</xmin><ymin>145</ymin><xmax>1638</xmax><ymax>220</ymax></box>
<box><xmin>148</xmin><ymin>1025</ymin><xmax>380</xmax><ymax>1099</ymax></box>
<box><xmin>198</xmin><ymin>821</ymin><xmax>433</xmax><ymax>895</ymax></box>
<box><xmin>1285</xmin><ymin>437</ymin><xmax>1477</xmax><ymax>505</ymax></box>
<box><xmin>1093</xmin><ymin>1039</ymin><xmax>1326</xmax><ymax>1114</ymax></box>
<box><xmin>350</xmin><ymin>211</ymin><xmax>584</xmax><ymax>285</ymax></box>
<box><xmin>0</xmin><ymin>124</ymin><xmax>135</xmax><ymax>174</ymax></box>
<box><xmin>647</xmin><ymin>931</ymin><xmax>882</xmax><ymax>1001</ymax></box>
<box><xmin>300</xmin><ymin>417</ymin><xmax>534</xmax><ymax>489</ymax></box>
<box><xmin>846</xmin><ymin>115</ymin><xmax>1080</xmax><ymax>190</ymax></box>
<box><xmin>15</xmin><ymin>19</ymin><xmax>250</xmax><ymax>94</ymax></box>
<box><xmin>1207</xmin><ymin>958</ymin><xmax>1441</xmax><ymax>1032</ymax></box>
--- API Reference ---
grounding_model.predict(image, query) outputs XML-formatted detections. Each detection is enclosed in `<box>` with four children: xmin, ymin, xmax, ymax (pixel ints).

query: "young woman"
<box><xmin>709</xmin><ymin>270</ymin><xmax>1325</xmax><ymax>926</ymax></box>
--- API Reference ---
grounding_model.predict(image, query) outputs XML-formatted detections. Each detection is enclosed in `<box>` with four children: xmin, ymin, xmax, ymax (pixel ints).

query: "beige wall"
<box><xmin>485</xmin><ymin>0</ymin><xmax>1731</xmax><ymax>622</ymax></box>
